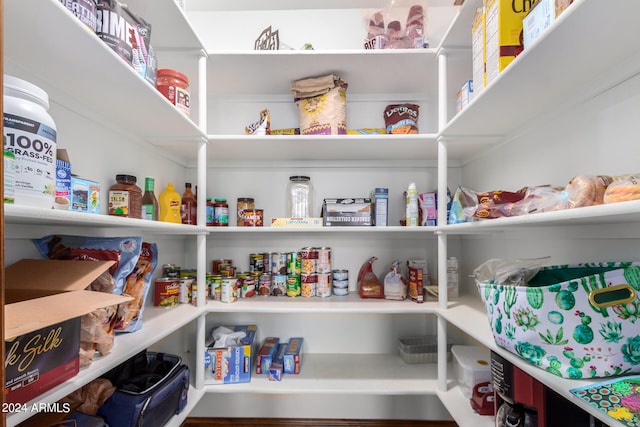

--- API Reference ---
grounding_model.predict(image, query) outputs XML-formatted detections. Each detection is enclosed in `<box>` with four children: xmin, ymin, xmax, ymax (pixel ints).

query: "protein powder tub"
<box><xmin>4</xmin><ymin>148</ymin><xmax>15</xmax><ymax>204</ymax></box>
<box><xmin>156</xmin><ymin>68</ymin><xmax>190</xmax><ymax>117</ymax></box>
<box><xmin>108</xmin><ymin>174</ymin><xmax>142</xmax><ymax>218</ymax></box>
<box><xmin>3</xmin><ymin>75</ymin><xmax>57</xmax><ymax>209</ymax></box>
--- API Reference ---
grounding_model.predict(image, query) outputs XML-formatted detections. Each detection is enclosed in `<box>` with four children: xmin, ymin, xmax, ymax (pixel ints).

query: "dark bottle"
<box><xmin>181</xmin><ymin>182</ymin><xmax>197</xmax><ymax>225</ymax></box>
<box><xmin>141</xmin><ymin>177</ymin><xmax>159</xmax><ymax>221</ymax></box>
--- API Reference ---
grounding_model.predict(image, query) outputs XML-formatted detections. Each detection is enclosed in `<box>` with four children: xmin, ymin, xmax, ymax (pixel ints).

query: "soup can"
<box><xmin>317</xmin><ymin>273</ymin><xmax>332</xmax><ymax>297</ymax></box>
<box><xmin>301</xmin><ymin>273</ymin><xmax>317</xmax><ymax>298</ymax></box>
<box><xmin>221</xmin><ymin>277</ymin><xmax>238</xmax><ymax>303</ymax></box>
<box><xmin>179</xmin><ymin>278</ymin><xmax>193</xmax><ymax>304</ymax></box>
<box><xmin>154</xmin><ymin>278</ymin><xmax>180</xmax><ymax>307</ymax></box>
<box><xmin>301</xmin><ymin>247</ymin><xmax>318</xmax><ymax>274</ymax></box>
<box><xmin>258</xmin><ymin>273</ymin><xmax>272</xmax><ymax>296</ymax></box>
<box><xmin>287</xmin><ymin>251</ymin><xmax>301</xmax><ymax>275</ymax></box>
<box><xmin>249</xmin><ymin>253</ymin><xmax>265</xmax><ymax>273</ymax></box>
<box><xmin>212</xmin><ymin>259</ymin><xmax>232</xmax><ymax>275</ymax></box>
<box><xmin>210</xmin><ymin>275</ymin><xmax>222</xmax><ymax>301</ymax></box>
<box><xmin>272</xmin><ymin>274</ymin><xmax>287</xmax><ymax>296</ymax></box>
<box><xmin>286</xmin><ymin>275</ymin><xmax>301</xmax><ymax>297</ymax></box>
<box><xmin>316</xmin><ymin>247</ymin><xmax>332</xmax><ymax>273</ymax></box>
<box><xmin>271</xmin><ymin>252</ymin><xmax>288</xmax><ymax>275</ymax></box>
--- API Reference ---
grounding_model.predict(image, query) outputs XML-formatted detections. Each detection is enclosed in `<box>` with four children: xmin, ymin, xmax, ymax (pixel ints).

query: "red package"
<box><xmin>358</xmin><ymin>256</ymin><xmax>384</xmax><ymax>298</ymax></box>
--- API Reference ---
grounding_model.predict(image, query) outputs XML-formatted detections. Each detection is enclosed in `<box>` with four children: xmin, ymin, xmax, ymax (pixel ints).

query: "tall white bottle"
<box><xmin>406</xmin><ymin>182</ymin><xmax>419</xmax><ymax>227</ymax></box>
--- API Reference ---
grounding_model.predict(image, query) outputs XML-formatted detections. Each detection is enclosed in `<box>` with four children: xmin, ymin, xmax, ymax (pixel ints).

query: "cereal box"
<box><xmin>523</xmin><ymin>0</ymin><xmax>556</xmax><ymax>49</ymax></box>
<box><xmin>485</xmin><ymin>0</ymin><xmax>530</xmax><ymax>86</ymax></box>
<box><xmin>471</xmin><ymin>6</ymin><xmax>486</xmax><ymax>96</ymax></box>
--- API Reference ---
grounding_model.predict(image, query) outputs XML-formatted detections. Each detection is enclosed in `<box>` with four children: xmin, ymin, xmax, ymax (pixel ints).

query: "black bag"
<box><xmin>97</xmin><ymin>350</ymin><xmax>189</xmax><ymax>427</ymax></box>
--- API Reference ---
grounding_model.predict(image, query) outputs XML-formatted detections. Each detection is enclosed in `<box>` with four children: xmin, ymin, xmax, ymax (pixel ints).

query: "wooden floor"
<box><xmin>182</xmin><ymin>419</ymin><xmax>458</xmax><ymax>427</ymax></box>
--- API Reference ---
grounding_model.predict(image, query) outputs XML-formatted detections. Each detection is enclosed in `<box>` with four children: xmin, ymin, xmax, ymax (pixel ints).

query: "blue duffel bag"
<box><xmin>97</xmin><ymin>350</ymin><xmax>189</xmax><ymax>427</ymax></box>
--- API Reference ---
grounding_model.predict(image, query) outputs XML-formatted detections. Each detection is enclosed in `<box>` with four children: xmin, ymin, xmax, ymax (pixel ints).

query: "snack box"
<box><xmin>204</xmin><ymin>325</ymin><xmax>256</xmax><ymax>384</ymax></box>
<box><xmin>452</xmin><ymin>345</ymin><xmax>492</xmax><ymax>399</ymax></box>
<box><xmin>70</xmin><ymin>176</ymin><xmax>101</xmax><ymax>214</ymax></box>
<box><xmin>4</xmin><ymin>259</ymin><xmax>132</xmax><ymax>404</ymax></box>
<box><xmin>419</xmin><ymin>192</ymin><xmax>437</xmax><ymax>226</ymax></box>
<box><xmin>54</xmin><ymin>149</ymin><xmax>71</xmax><ymax>210</ymax></box>
<box><xmin>283</xmin><ymin>337</ymin><xmax>303</xmax><ymax>374</ymax></box>
<box><xmin>471</xmin><ymin>6</ymin><xmax>486</xmax><ymax>95</ymax></box>
<box><xmin>268</xmin><ymin>343</ymin><xmax>287</xmax><ymax>382</ymax></box>
<box><xmin>484</xmin><ymin>0</ymin><xmax>528</xmax><ymax>86</ymax></box>
<box><xmin>523</xmin><ymin>0</ymin><xmax>555</xmax><ymax>49</ymax></box>
<box><xmin>256</xmin><ymin>337</ymin><xmax>280</xmax><ymax>374</ymax></box>
<box><xmin>322</xmin><ymin>198</ymin><xmax>372</xmax><ymax>226</ymax></box>
<box><xmin>270</xmin><ymin>218</ymin><xmax>323</xmax><ymax>228</ymax></box>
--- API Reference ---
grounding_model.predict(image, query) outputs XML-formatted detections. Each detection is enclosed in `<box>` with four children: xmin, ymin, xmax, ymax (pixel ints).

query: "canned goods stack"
<box><xmin>209</xmin><ymin>247</ymin><xmax>342</xmax><ymax>302</ymax></box>
<box><xmin>154</xmin><ymin>263</ymin><xmax>197</xmax><ymax>307</ymax></box>
<box><xmin>332</xmin><ymin>269</ymin><xmax>349</xmax><ymax>296</ymax></box>
<box><xmin>300</xmin><ymin>247</ymin><xmax>332</xmax><ymax>297</ymax></box>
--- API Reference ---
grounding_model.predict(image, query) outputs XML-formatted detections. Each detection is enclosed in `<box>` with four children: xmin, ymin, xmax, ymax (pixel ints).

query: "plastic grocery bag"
<box><xmin>358</xmin><ymin>256</ymin><xmax>384</xmax><ymax>298</ymax></box>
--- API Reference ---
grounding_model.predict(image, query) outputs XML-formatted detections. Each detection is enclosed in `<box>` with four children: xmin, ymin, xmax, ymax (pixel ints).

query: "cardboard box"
<box><xmin>268</xmin><ymin>343</ymin><xmax>287</xmax><ymax>381</ymax></box>
<box><xmin>284</xmin><ymin>337</ymin><xmax>303</xmax><ymax>375</ymax></box>
<box><xmin>70</xmin><ymin>176</ymin><xmax>101</xmax><ymax>214</ymax></box>
<box><xmin>523</xmin><ymin>0</ymin><xmax>555</xmax><ymax>49</ymax></box>
<box><xmin>256</xmin><ymin>337</ymin><xmax>280</xmax><ymax>374</ymax></box>
<box><xmin>485</xmin><ymin>0</ymin><xmax>529</xmax><ymax>86</ymax></box>
<box><xmin>204</xmin><ymin>325</ymin><xmax>256</xmax><ymax>384</ymax></box>
<box><xmin>322</xmin><ymin>198</ymin><xmax>372</xmax><ymax>226</ymax></box>
<box><xmin>471</xmin><ymin>6</ymin><xmax>486</xmax><ymax>96</ymax></box>
<box><xmin>456</xmin><ymin>80</ymin><xmax>474</xmax><ymax>113</ymax></box>
<box><xmin>4</xmin><ymin>259</ymin><xmax>132</xmax><ymax>404</ymax></box>
<box><xmin>54</xmin><ymin>149</ymin><xmax>71</xmax><ymax>211</ymax></box>
<box><xmin>419</xmin><ymin>192</ymin><xmax>437</xmax><ymax>226</ymax></box>
<box><xmin>270</xmin><ymin>217</ymin><xmax>323</xmax><ymax>228</ymax></box>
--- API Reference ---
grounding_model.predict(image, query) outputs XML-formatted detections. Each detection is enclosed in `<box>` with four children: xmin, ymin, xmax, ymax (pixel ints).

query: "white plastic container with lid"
<box><xmin>3</xmin><ymin>75</ymin><xmax>57</xmax><ymax>209</ymax></box>
<box><xmin>451</xmin><ymin>345</ymin><xmax>492</xmax><ymax>399</ymax></box>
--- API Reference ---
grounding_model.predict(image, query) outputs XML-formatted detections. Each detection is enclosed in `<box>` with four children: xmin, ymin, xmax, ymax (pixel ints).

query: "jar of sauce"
<box><xmin>236</xmin><ymin>197</ymin><xmax>255</xmax><ymax>226</ymax></box>
<box><xmin>213</xmin><ymin>198</ymin><xmax>229</xmax><ymax>226</ymax></box>
<box><xmin>109</xmin><ymin>174</ymin><xmax>142</xmax><ymax>218</ymax></box>
<box><xmin>206</xmin><ymin>197</ymin><xmax>215</xmax><ymax>226</ymax></box>
<box><xmin>156</xmin><ymin>69</ymin><xmax>190</xmax><ymax>117</ymax></box>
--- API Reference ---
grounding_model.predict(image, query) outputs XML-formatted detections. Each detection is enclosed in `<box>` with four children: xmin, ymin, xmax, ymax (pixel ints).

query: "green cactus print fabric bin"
<box><xmin>478</xmin><ymin>262</ymin><xmax>640</xmax><ymax>379</ymax></box>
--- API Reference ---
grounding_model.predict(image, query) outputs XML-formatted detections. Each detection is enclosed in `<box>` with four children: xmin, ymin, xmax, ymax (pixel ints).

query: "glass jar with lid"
<box><xmin>287</xmin><ymin>176</ymin><xmax>313</xmax><ymax>218</ymax></box>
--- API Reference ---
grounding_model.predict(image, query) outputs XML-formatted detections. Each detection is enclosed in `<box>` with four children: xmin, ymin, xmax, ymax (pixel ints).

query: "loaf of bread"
<box><xmin>603</xmin><ymin>179</ymin><xmax>640</xmax><ymax>204</ymax></box>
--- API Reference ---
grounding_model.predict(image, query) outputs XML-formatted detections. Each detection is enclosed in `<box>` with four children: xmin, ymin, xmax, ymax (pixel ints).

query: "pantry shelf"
<box><xmin>3</xmin><ymin>0</ymin><xmax>205</xmax><ymax>143</ymax></box>
<box><xmin>205</xmin><ymin>293</ymin><xmax>439</xmax><ymax>314</ymax></box>
<box><xmin>437</xmin><ymin>385</ymin><xmax>494</xmax><ymax>427</ymax></box>
<box><xmin>441</xmin><ymin>296</ymin><xmax>625</xmax><ymax>427</ymax></box>
<box><xmin>207</xmin><ymin>134</ymin><xmax>439</xmax><ymax>162</ymax></box>
<box><xmin>438</xmin><ymin>200</ymin><xmax>640</xmax><ymax>235</ymax></box>
<box><xmin>206</xmin><ymin>49</ymin><xmax>438</xmax><ymax>97</ymax></box>
<box><xmin>5</xmin><ymin>304</ymin><xmax>200</xmax><ymax>426</ymax></box>
<box><xmin>3</xmin><ymin>205</ymin><xmax>207</xmax><ymax>236</ymax></box>
<box><xmin>202</xmin><ymin>353</ymin><xmax>441</xmax><ymax>395</ymax></box>
<box><xmin>207</xmin><ymin>225</ymin><xmax>438</xmax><ymax>239</ymax></box>
<box><xmin>441</xmin><ymin>0</ymin><xmax>640</xmax><ymax>138</ymax></box>
<box><xmin>125</xmin><ymin>0</ymin><xmax>204</xmax><ymax>50</ymax></box>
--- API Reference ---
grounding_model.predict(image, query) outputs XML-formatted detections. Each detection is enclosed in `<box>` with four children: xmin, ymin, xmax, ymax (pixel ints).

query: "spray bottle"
<box><xmin>406</xmin><ymin>182</ymin><xmax>419</xmax><ymax>227</ymax></box>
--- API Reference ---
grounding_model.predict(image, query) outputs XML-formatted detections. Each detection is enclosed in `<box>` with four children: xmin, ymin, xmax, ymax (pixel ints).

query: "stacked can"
<box><xmin>300</xmin><ymin>247</ymin><xmax>332</xmax><ymax>297</ymax></box>
<box><xmin>286</xmin><ymin>251</ymin><xmax>301</xmax><ymax>297</ymax></box>
<box><xmin>332</xmin><ymin>269</ymin><xmax>349</xmax><ymax>296</ymax></box>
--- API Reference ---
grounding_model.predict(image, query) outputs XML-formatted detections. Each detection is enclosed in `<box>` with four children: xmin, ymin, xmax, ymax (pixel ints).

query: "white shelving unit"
<box><xmin>4</xmin><ymin>0</ymin><xmax>640</xmax><ymax>426</ymax></box>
